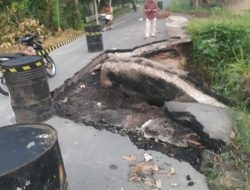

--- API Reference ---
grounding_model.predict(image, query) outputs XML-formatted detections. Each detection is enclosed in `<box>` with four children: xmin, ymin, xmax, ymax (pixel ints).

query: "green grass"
<box><xmin>234</xmin><ymin>107</ymin><xmax>250</xmax><ymax>152</ymax></box>
<box><xmin>200</xmin><ymin>108</ymin><xmax>250</xmax><ymax>189</ymax></box>
<box><xmin>185</xmin><ymin>9</ymin><xmax>250</xmax><ymax>190</ymax></box>
<box><xmin>187</xmin><ymin>13</ymin><xmax>250</xmax><ymax>101</ymax></box>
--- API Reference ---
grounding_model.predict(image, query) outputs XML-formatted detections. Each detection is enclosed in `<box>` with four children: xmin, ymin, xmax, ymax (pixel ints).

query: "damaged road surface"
<box><xmin>52</xmin><ymin>39</ymin><xmax>234</xmax><ymax>190</ymax></box>
<box><xmin>47</xmin><ymin>117</ymin><xmax>208</xmax><ymax>190</ymax></box>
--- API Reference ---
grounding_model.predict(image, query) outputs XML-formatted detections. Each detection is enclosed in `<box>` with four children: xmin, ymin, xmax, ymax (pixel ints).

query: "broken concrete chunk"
<box><xmin>144</xmin><ymin>152</ymin><xmax>153</xmax><ymax>162</ymax></box>
<box><xmin>100</xmin><ymin>57</ymin><xmax>226</xmax><ymax>108</ymax></box>
<box><xmin>140</xmin><ymin>118</ymin><xmax>189</xmax><ymax>147</ymax></box>
<box><xmin>164</xmin><ymin>101</ymin><xmax>234</xmax><ymax>145</ymax></box>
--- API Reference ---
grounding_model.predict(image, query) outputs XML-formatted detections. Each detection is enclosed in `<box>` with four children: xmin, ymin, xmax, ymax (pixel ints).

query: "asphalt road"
<box><xmin>0</xmin><ymin>3</ymin><xmax>209</xmax><ymax>190</ymax></box>
<box><xmin>0</xmin><ymin>6</ymin><xmax>170</xmax><ymax>125</ymax></box>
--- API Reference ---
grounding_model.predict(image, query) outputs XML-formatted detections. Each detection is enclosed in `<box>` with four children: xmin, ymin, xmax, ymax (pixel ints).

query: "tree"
<box><xmin>191</xmin><ymin>0</ymin><xmax>225</xmax><ymax>8</ymax></box>
<box><xmin>72</xmin><ymin>0</ymin><xmax>81</xmax><ymax>24</ymax></box>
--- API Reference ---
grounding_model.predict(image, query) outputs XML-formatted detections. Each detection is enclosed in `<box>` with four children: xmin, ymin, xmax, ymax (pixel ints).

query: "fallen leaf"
<box><xmin>122</xmin><ymin>155</ymin><xmax>137</xmax><ymax>161</ymax></box>
<box><xmin>187</xmin><ymin>139</ymin><xmax>202</xmax><ymax>146</ymax></box>
<box><xmin>132</xmin><ymin>162</ymin><xmax>155</xmax><ymax>179</ymax></box>
<box><xmin>144</xmin><ymin>179</ymin><xmax>156</xmax><ymax>188</ymax></box>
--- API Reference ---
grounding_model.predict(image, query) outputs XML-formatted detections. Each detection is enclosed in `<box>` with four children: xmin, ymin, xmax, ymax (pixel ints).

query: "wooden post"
<box><xmin>93</xmin><ymin>0</ymin><xmax>99</xmax><ymax>25</ymax></box>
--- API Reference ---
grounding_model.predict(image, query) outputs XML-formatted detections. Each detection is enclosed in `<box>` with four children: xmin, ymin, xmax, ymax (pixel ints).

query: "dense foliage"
<box><xmin>187</xmin><ymin>15</ymin><xmax>250</xmax><ymax>105</ymax></box>
<box><xmin>187</xmin><ymin>12</ymin><xmax>250</xmax><ymax>190</ymax></box>
<box><xmin>0</xmin><ymin>0</ymin><xmax>132</xmax><ymax>45</ymax></box>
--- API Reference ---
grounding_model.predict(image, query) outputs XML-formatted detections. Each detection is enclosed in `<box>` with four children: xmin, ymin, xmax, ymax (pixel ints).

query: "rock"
<box><xmin>121</xmin><ymin>113</ymin><xmax>146</xmax><ymax>130</ymax></box>
<box><xmin>140</xmin><ymin>118</ymin><xmax>189</xmax><ymax>147</ymax></box>
<box><xmin>164</xmin><ymin>101</ymin><xmax>234</xmax><ymax>145</ymax></box>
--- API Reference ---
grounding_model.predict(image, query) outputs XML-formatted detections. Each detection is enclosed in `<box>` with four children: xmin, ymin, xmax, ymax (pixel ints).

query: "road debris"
<box><xmin>96</xmin><ymin>102</ymin><xmax>102</xmax><ymax>107</ymax></box>
<box><xmin>62</xmin><ymin>97</ymin><xmax>69</xmax><ymax>103</ymax></box>
<box><xmin>122</xmin><ymin>154</ymin><xmax>137</xmax><ymax>161</ymax></box>
<box><xmin>171</xmin><ymin>183</ymin><xmax>179</xmax><ymax>187</ymax></box>
<box><xmin>80</xmin><ymin>84</ymin><xmax>86</xmax><ymax>89</ymax></box>
<box><xmin>27</xmin><ymin>141</ymin><xmax>35</xmax><ymax>149</ymax></box>
<box><xmin>186</xmin><ymin>175</ymin><xmax>191</xmax><ymax>181</ymax></box>
<box><xmin>169</xmin><ymin>167</ymin><xmax>176</xmax><ymax>175</ymax></box>
<box><xmin>155</xmin><ymin>179</ymin><xmax>162</xmax><ymax>189</ymax></box>
<box><xmin>144</xmin><ymin>152</ymin><xmax>153</xmax><ymax>162</ymax></box>
<box><xmin>129</xmin><ymin>160</ymin><xmax>175</xmax><ymax>189</ymax></box>
<box><xmin>188</xmin><ymin>181</ymin><xmax>195</xmax><ymax>186</ymax></box>
<box><xmin>38</xmin><ymin>134</ymin><xmax>49</xmax><ymax>138</ymax></box>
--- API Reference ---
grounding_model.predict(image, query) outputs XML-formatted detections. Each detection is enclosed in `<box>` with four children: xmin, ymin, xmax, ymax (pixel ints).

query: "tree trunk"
<box><xmin>72</xmin><ymin>0</ymin><xmax>81</xmax><ymax>23</ymax></box>
<box><xmin>192</xmin><ymin>0</ymin><xmax>199</xmax><ymax>8</ymax></box>
<box><xmin>47</xmin><ymin>0</ymin><xmax>53</xmax><ymax>30</ymax></box>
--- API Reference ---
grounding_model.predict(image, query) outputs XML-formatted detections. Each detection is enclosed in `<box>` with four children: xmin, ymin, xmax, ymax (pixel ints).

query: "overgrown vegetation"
<box><xmin>167</xmin><ymin>0</ymin><xmax>231</xmax><ymax>16</ymax></box>
<box><xmin>0</xmin><ymin>0</ymin><xmax>132</xmax><ymax>51</ymax></box>
<box><xmin>187</xmin><ymin>15</ymin><xmax>250</xmax><ymax>106</ymax></box>
<box><xmin>169</xmin><ymin>0</ymin><xmax>250</xmax><ymax>189</ymax></box>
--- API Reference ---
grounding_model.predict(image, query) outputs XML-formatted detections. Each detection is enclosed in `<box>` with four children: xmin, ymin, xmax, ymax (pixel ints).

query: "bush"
<box><xmin>187</xmin><ymin>14</ymin><xmax>250</xmax><ymax>104</ymax></box>
<box><xmin>0</xmin><ymin>13</ymin><xmax>17</xmax><ymax>45</ymax></box>
<box><xmin>0</xmin><ymin>18</ymin><xmax>48</xmax><ymax>47</ymax></box>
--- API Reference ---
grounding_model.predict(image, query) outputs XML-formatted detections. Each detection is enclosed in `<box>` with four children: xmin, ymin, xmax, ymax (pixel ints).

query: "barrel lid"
<box><xmin>0</xmin><ymin>53</ymin><xmax>24</xmax><ymax>59</ymax></box>
<box><xmin>2</xmin><ymin>55</ymin><xmax>43</xmax><ymax>69</ymax></box>
<box><xmin>0</xmin><ymin>123</ymin><xmax>57</xmax><ymax>177</ymax></box>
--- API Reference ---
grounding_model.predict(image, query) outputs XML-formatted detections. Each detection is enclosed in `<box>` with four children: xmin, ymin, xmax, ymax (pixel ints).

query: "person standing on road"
<box><xmin>144</xmin><ymin>0</ymin><xmax>158</xmax><ymax>39</ymax></box>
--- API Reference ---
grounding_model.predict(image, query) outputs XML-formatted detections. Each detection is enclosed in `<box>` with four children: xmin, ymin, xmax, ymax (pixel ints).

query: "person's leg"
<box><xmin>151</xmin><ymin>17</ymin><xmax>157</xmax><ymax>37</ymax></box>
<box><xmin>145</xmin><ymin>18</ymin><xmax>150</xmax><ymax>38</ymax></box>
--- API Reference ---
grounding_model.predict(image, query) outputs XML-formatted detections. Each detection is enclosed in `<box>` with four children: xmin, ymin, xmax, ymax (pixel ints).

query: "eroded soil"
<box><xmin>54</xmin><ymin>69</ymin><xmax>204</xmax><ymax>169</ymax></box>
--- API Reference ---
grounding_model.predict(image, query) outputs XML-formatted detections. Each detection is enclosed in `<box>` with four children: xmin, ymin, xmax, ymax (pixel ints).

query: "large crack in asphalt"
<box><xmin>54</xmin><ymin>69</ymin><xmax>203</xmax><ymax>169</ymax></box>
<box><xmin>53</xmin><ymin>40</ymin><xmax>229</xmax><ymax>172</ymax></box>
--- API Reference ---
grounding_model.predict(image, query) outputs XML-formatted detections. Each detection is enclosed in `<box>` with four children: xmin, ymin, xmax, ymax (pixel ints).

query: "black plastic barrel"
<box><xmin>85</xmin><ymin>25</ymin><xmax>103</xmax><ymax>53</ymax></box>
<box><xmin>0</xmin><ymin>123</ymin><xmax>68</xmax><ymax>190</ymax></box>
<box><xmin>2</xmin><ymin>56</ymin><xmax>53</xmax><ymax>123</ymax></box>
<box><xmin>157</xmin><ymin>1</ymin><xmax>163</xmax><ymax>10</ymax></box>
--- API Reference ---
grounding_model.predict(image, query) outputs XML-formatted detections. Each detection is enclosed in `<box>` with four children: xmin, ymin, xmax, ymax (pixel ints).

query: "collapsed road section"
<box><xmin>53</xmin><ymin>38</ymin><xmax>234</xmax><ymax>179</ymax></box>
